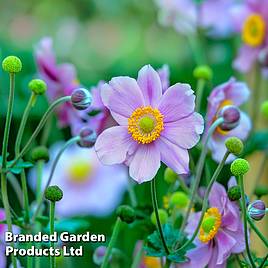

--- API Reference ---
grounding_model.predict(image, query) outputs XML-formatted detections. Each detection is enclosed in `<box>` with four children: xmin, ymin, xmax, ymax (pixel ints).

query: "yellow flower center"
<box><xmin>128</xmin><ymin>106</ymin><xmax>164</xmax><ymax>144</ymax></box>
<box><xmin>143</xmin><ymin>256</ymin><xmax>161</xmax><ymax>268</ymax></box>
<box><xmin>216</xmin><ymin>99</ymin><xmax>233</xmax><ymax>135</ymax></box>
<box><xmin>242</xmin><ymin>13</ymin><xmax>266</xmax><ymax>47</ymax></box>
<box><xmin>199</xmin><ymin>207</ymin><xmax>221</xmax><ymax>243</ymax></box>
<box><xmin>68</xmin><ymin>160</ymin><xmax>92</xmax><ymax>183</ymax></box>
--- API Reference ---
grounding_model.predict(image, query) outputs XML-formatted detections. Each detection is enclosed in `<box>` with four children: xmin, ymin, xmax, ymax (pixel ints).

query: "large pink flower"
<box><xmin>95</xmin><ymin>65</ymin><xmax>204</xmax><ymax>183</ymax></box>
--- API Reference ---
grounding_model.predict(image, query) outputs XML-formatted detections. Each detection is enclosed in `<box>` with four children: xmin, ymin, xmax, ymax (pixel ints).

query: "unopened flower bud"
<box><xmin>261</xmin><ymin>101</ymin><xmax>268</xmax><ymax>119</ymax></box>
<box><xmin>248</xmin><ymin>200</ymin><xmax>266</xmax><ymax>221</ymax></box>
<box><xmin>45</xmin><ymin>185</ymin><xmax>63</xmax><ymax>202</ymax></box>
<box><xmin>225</xmin><ymin>137</ymin><xmax>244</xmax><ymax>156</ymax></box>
<box><xmin>227</xmin><ymin>185</ymin><xmax>241</xmax><ymax>201</ymax></box>
<box><xmin>218</xmin><ymin>106</ymin><xmax>240</xmax><ymax>131</ymax></box>
<box><xmin>71</xmin><ymin>88</ymin><xmax>92</xmax><ymax>110</ymax></box>
<box><xmin>169</xmin><ymin>191</ymin><xmax>189</xmax><ymax>209</ymax></box>
<box><xmin>254</xmin><ymin>185</ymin><xmax>268</xmax><ymax>198</ymax></box>
<box><xmin>31</xmin><ymin>146</ymin><xmax>50</xmax><ymax>162</ymax></box>
<box><xmin>116</xmin><ymin>205</ymin><xmax>136</xmax><ymax>224</ymax></box>
<box><xmin>28</xmin><ymin>79</ymin><xmax>47</xmax><ymax>95</ymax></box>
<box><xmin>2</xmin><ymin>56</ymin><xmax>22</xmax><ymax>73</ymax></box>
<box><xmin>150</xmin><ymin>209</ymin><xmax>168</xmax><ymax>226</ymax></box>
<box><xmin>164</xmin><ymin>167</ymin><xmax>177</xmax><ymax>184</ymax></box>
<box><xmin>230</xmin><ymin>158</ymin><xmax>250</xmax><ymax>176</ymax></box>
<box><xmin>78</xmin><ymin>128</ymin><xmax>97</xmax><ymax>148</ymax></box>
<box><xmin>193</xmin><ymin>65</ymin><xmax>213</xmax><ymax>81</ymax></box>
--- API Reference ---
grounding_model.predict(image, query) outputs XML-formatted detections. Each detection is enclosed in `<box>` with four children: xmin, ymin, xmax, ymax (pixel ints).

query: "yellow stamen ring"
<box><xmin>128</xmin><ymin>106</ymin><xmax>164</xmax><ymax>144</ymax></box>
<box><xmin>199</xmin><ymin>207</ymin><xmax>222</xmax><ymax>243</ymax></box>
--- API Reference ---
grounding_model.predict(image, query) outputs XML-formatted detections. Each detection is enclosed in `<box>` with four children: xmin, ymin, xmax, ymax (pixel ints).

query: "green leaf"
<box><xmin>52</xmin><ymin>218</ymin><xmax>90</xmax><ymax>233</ymax></box>
<box><xmin>7</xmin><ymin>160</ymin><xmax>34</xmax><ymax>174</ymax></box>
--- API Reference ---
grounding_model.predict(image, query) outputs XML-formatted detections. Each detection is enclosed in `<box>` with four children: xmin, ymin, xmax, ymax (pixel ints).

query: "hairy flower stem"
<box><xmin>49</xmin><ymin>201</ymin><xmax>56</xmax><ymax>268</ymax></box>
<box><xmin>195</xmin><ymin>78</ymin><xmax>206</xmax><ymax>113</ymax></box>
<box><xmin>10</xmin><ymin>96</ymin><xmax>71</xmax><ymax>169</ymax></box>
<box><xmin>238</xmin><ymin>175</ymin><xmax>256</xmax><ymax>268</ymax></box>
<box><xmin>101</xmin><ymin>217</ymin><xmax>122</xmax><ymax>268</ymax></box>
<box><xmin>151</xmin><ymin>178</ymin><xmax>170</xmax><ymax>255</ymax></box>
<box><xmin>1</xmin><ymin>73</ymin><xmax>17</xmax><ymax>268</ymax></box>
<box><xmin>175</xmin><ymin>151</ymin><xmax>229</xmax><ymax>252</ymax></box>
<box><xmin>180</xmin><ymin>117</ymin><xmax>224</xmax><ymax>233</ymax></box>
<box><xmin>32</xmin><ymin>136</ymin><xmax>80</xmax><ymax>221</ymax></box>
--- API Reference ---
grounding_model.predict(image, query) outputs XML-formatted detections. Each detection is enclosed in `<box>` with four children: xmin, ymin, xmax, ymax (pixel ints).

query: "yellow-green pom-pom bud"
<box><xmin>29</xmin><ymin>79</ymin><xmax>47</xmax><ymax>95</ymax></box>
<box><xmin>150</xmin><ymin>209</ymin><xmax>168</xmax><ymax>226</ymax></box>
<box><xmin>164</xmin><ymin>167</ymin><xmax>178</xmax><ymax>184</ymax></box>
<box><xmin>2</xmin><ymin>56</ymin><xmax>22</xmax><ymax>73</ymax></box>
<box><xmin>225</xmin><ymin>137</ymin><xmax>244</xmax><ymax>156</ymax></box>
<box><xmin>45</xmin><ymin>185</ymin><xmax>63</xmax><ymax>202</ymax></box>
<box><xmin>261</xmin><ymin>101</ymin><xmax>268</xmax><ymax>119</ymax></box>
<box><xmin>254</xmin><ymin>185</ymin><xmax>268</xmax><ymax>198</ymax></box>
<box><xmin>230</xmin><ymin>158</ymin><xmax>250</xmax><ymax>176</ymax></box>
<box><xmin>193</xmin><ymin>65</ymin><xmax>213</xmax><ymax>81</ymax></box>
<box><xmin>31</xmin><ymin>146</ymin><xmax>50</xmax><ymax>162</ymax></box>
<box><xmin>227</xmin><ymin>185</ymin><xmax>241</xmax><ymax>201</ymax></box>
<box><xmin>116</xmin><ymin>205</ymin><xmax>136</xmax><ymax>224</ymax></box>
<box><xmin>169</xmin><ymin>191</ymin><xmax>189</xmax><ymax>209</ymax></box>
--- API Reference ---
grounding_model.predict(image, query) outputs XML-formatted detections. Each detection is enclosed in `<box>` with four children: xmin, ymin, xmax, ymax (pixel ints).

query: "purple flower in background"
<box><xmin>181</xmin><ymin>181</ymin><xmax>245</xmax><ymax>268</ymax></box>
<box><xmin>95</xmin><ymin>65</ymin><xmax>204</xmax><ymax>183</ymax></box>
<box><xmin>157</xmin><ymin>64</ymin><xmax>170</xmax><ymax>92</ymax></box>
<box><xmin>29</xmin><ymin>143</ymin><xmax>128</xmax><ymax>217</ymax></box>
<box><xmin>232</xmin><ymin>0</ymin><xmax>268</xmax><ymax>73</ymax></box>
<box><xmin>205</xmin><ymin>78</ymin><xmax>251</xmax><ymax>163</ymax></box>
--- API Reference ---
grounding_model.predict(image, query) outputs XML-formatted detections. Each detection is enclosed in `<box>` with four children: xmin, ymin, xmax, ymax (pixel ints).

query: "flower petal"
<box><xmin>137</xmin><ymin>65</ymin><xmax>162</xmax><ymax>106</ymax></box>
<box><xmin>158</xmin><ymin>83</ymin><xmax>195</xmax><ymax>123</ymax></box>
<box><xmin>209</xmin><ymin>182</ymin><xmax>227</xmax><ymax>212</ymax></box>
<box><xmin>129</xmin><ymin>143</ymin><xmax>160</xmax><ymax>183</ymax></box>
<box><xmin>224</xmin><ymin>225</ymin><xmax>246</xmax><ymax>254</ymax></box>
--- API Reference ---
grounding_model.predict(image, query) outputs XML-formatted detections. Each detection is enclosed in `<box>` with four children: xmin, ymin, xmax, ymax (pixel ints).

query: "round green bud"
<box><xmin>164</xmin><ymin>167</ymin><xmax>178</xmax><ymax>184</ymax></box>
<box><xmin>2</xmin><ymin>56</ymin><xmax>22</xmax><ymax>73</ymax></box>
<box><xmin>169</xmin><ymin>191</ymin><xmax>189</xmax><ymax>209</ymax></box>
<box><xmin>227</xmin><ymin>185</ymin><xmax>241</xmax><ymax>201</ymax></box>
<box><xmin>193</xmin><ymin>65</ymin><xmax>213</xmax><ymax>81</ymax></box>
<box><xmin>28</xmin><ymin>79</ymin><xmax>47</xmax><ymax>95</ymax></box>
<box><xmin>254</xmin><ymin>185</ymin><xmax>268</xmax><ymax>198</ymax></box>
<box><xmin>116</xmin><ymin>205</ymin><xmax>136</xmax><ymax>224</ymax></box>
<box><xmin>31</xmin><ymin>146</ymin><xmax>50</xmax><ymax>162</ymax></box>
<box><xmin>45</xmin><ymin>185</ymin><xmax>63</xmax><ymax>202</ymax></box>
<box><xmin>230</xmin><ymin>158</ymin><xmax>250</xmax><ymax>177</ymax></box>
<box><xmin>150</xmin><ymin>209</ymin><xmax>168</xmax><ymax>226</ymax></box>
<box><xmin>225</xmin><ymin>137</ymin><xmax>244</xmax><ymax>156</ymax></box>
<box><xmin>261</xmin><ymin>101</ymin><xmax>268</xmax><ymax>119</ymax></box>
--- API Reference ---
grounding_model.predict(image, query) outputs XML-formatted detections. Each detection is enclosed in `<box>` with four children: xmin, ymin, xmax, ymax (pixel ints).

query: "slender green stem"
<box><xmin>180</xmin><ymin>117</ymin><xmax>224</xmax><ymax>233</ymax></box>
<box><xmin>128</xmin><ymin>177</ymin><xmax>137</xmax><ymax>207</ymax></box>
<box><xmin>175</xmin><ymin>151</ymin><xmax>229</xmax><ymax>252</ymax></box>
<box><xmin>7</xmin><ymin>173</ymin><xmax>23</xmax><ymax>207</ymax></box>
<box><xmin>187</xmin><ymin>33</ymin><xmax>205</xmax><ymax>65</ymax></box>
<box><xmin>36</xmin><ymin>160</ymin><xmax>44</xmax><ymax>204</ymax></box>
<box><xmin>9</xmin><ymin>96</ymin><xmax>71</xmax><ymax>169</ymax></box>
<box><xmin>130</xmin><ymin>241</ymin><xmax>144</xmax><ymax>268</ymax></box>
<box><xmin>101</xmin><ymin>217</ymin><xmax>122</xmax><ymax>268</ymax></box>
<box><xmin>49</xmin><ymin>201</ymin><xmax>56</xmax><ymax>268</ymax></box>
<box><xmin>259</xmin><ymin>253</ymin><xmax>268</xmax><ymax>268</ymax></box>
<box><xmin>32</xmin><ymin>136</ymin><xmax>80</xmax><ymax>221</ymax></box>
<box><xmin>247</xmin><ymin>215</ymin><xmax>268</xmax><ymax>248</ymax></box>
<box><xmin>238</xmin><ymin>175</ymin><xmax>256</xmax><ymax>268</ymax></box>
<box><xmin>21</xmin><ymin>170</ymin><xmax>30</xmax><ymax>223</ymax></box>
<box><xmin>164</xmin><ymin>259</ymin><xmax>171</xmax><ymax>268</ymax></box>
<box><xmin>151</xmin><ymin>178</ymin><xmax>170</xmax><ymax>255</ymax></box>
<box><xmin>195</xmin><ymin>78</ymin><xmax>206</xmax><ymax>113</ymax></box>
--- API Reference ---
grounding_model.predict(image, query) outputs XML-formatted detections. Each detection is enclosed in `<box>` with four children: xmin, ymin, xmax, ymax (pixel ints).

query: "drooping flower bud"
<box><xmin>164</xmin><ymin>167</ymin><xmax>177</xmax><ymax>184</ymax></box>
<box><xmin>116</xmin><ymin>205</ymin><xmax>136</xmax><ymax>224</ymax></box>
<box><xmin>193</xmin><ymin>65</ymin><xmax>213</xmax><ymax>81</ymax></box>
<box><xmin>225</xmin><ymin>137</ymin><xmax>244</xmax><ymax>156</ymax></box>
<box><xmin>71</xmin><ymin>88</ymin><xmax>92</xmax><ymax>110</ymax></box>
<box><xmin>169</xmin><ymin>191</ymin><xmax>189</xmax><ymax>209</ymax></box>
<box><xmin>218</xmin><ymin>105</ymin><xmax>241</xmax><ymax>131</ymax></box>
<box><xmin>2</xmin><ymin>56</ymin><xmax>22</xmax><ymax>73</ymax></box>
<box><xmin>28</xmin><ymin>79</ymin><xmax>47</xmax><ymax>95</ymax></box>
<box><xmin>261</xmin><ymin>100</ymin><xmax>268</xmax><ymax>119</ymax></box>
<box><xmin>254</xmin><ymin>185</ymin><xmax>268</xmax><ymax>198</ymax></box>
<box><xmin>150</xmin><ymin>209</ymin><xmax>168</xmax><ymax>226</ymax></box>
<box><xmin>45</xmin><ymin>185</ymin><xmax>63</xmax><ymax>202</ymax></box>
<box><xmin>227</xmin><ymin>185</ymin><xmax>241</xmax><ymax>201</ymax></box>
<box><xmin>230</xmin><ymin>158</ymin><xmax>250</xmax><ymax>177</ymax></box>
<box><xmin>248</xmin><ymin>200</ymin><xmax>266</xmax><ymax>221</ymax></box>
<box><xmin>31</xmin><ymin>146</ymin><xmax>50</xmax><ymax>162</ymax></box>
<box><xmin>77</xmin><ymin>128</ymin><xmax>97</xmax><ymax>148</ymax></box>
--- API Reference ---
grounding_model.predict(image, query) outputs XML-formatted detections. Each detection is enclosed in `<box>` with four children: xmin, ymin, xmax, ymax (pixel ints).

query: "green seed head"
<box><xmin>150</xmin><ymin>209</ymin><xmax>168</xmax><ymax>226</ymax></box>
<box><xmin>139</xmin><ymin>116</ymin><xmax>155</xmax><ymax>133</ymax></box>
<box><xmin>169</xmin><ymin>191</ymin><xmax>189</xmax><ymax>209</ymax></box>
<box><xmin>116</xmin><ymin>205</ymin><xmax>136</xmax><ymax>224</ymax></box>
<box><xmin>29</xmin><ymin>79</ymin><xmax>47</xmax><ymax>95</ymax></box>
<box><xmin>193</xmin><ymin>65</ymin><xmax>213</xmax><ymax>81</ymax></box>
<box><xmin>230</xmin><ymin>158</ymin><xmax>250</xmax><ymax>176</ymax></box>
<box><xmin>31</xmin><ymin>146</ymin><xmax>50</xmax><ymax>162</ymax></box>
<box><xmin>261</xmin><ymin>101</ymin><xmax>268</xmax><ymax>119</ymax></box>
<box><xmin>164</xmin><ymin>167</ymin><xmax>178</xmax><ymax>184</ymax></box>
<box><xmin>45</xmin><ymin>185</ymin><xmax>63</xmax><ymax>202</ymax></box>
<box><xmin>227</xmin><ymin>185</ymin><xmax>241</xmax><ymax>201</ymax></box>
<box><xmin>202</xmin><ymin>217</ymin><xmax>216</xmax><ymax>233</ymax></box>
<box><xmin>225</xmin><ymin>137</ymin><xmax>244</xmax><ymax>156</ymax></box>
<box><xmin>2</xmin><ymin>56</ymin><xmax>22</xmax><ymax>73</ymax></box>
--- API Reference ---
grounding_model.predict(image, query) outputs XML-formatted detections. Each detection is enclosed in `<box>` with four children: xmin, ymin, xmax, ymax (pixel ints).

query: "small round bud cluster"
<box><xmin>193</xmin><ymin>65</ymin><xmax>213</xmax><ymax>81</ymax></box>
<box><xmin>71</xmin><ymin>88</ymin><xmax>92</xmax><ymax>110</ymax></box>
<box><xmin>225</xmin><ymin>137</ymin><xmax>244</xmax><ymax>156</ymax></box>
<box><xmin>261</xmin><ymin>101</ymin><xmax>268</xmax><ymax>119</ymax></box>
<box><xmin>45</xmin><ymin>185</ymin><xmax>63</xmax><ymax>202</ymax></box>
<box><xmin>254</xmin><ymin>185</ymin><xmax>268</xmax><ymax>198</ymax></box>
<box><xmin>150</xmin><ymin>209</ymin><xmax>168</xmax><ymax>226</ymax></box>
<box><xmin>2</xmin><ymin>56</ymin><xmax>22</xmax><ymax>73</ymax></box>
<box><xmin>230</xmin><ymin>158</ymin><xmax>250</xmax><ymax>176</ymax></box>
<box><xmin>169</xmin><ymin>191</ymin><xmax>189</xmax><ymax>209</ymax></box>
<box><xmin>31</xmin><ymin>146</ymin><xmax>50</xmax><ymax>162</ymax></box>
<box><xmin>116</xmin><ymin>205</ymin><xmax>136</xmax><ymax>224</ymax></box>
<box><xmin>164</xmin><ymin>167</ymin><xmax>178</xmax><ymax>184</ymax></box>
<box><xmin>248</xmin><ymin>200</ymin><xmax>266</xmax><ymax>221</ymax></box>
<box><xmin>227</xmin><ymin>185</ymin><xmax>241</xmax><ymax>201</ymax></box>
<box><xmin>78</xmin><ymin>128</ymin><xmax>97</xmax><ymax>148</ymax></box>
<box><xmin>28</xmin><ymin>79</ymin><xmax>47</xmax><ymax>95</ymax></box>
<box><xmin>218</xmin><ymin>106</ymin><xmax>240</xmax><ymax>131</ymax></box>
